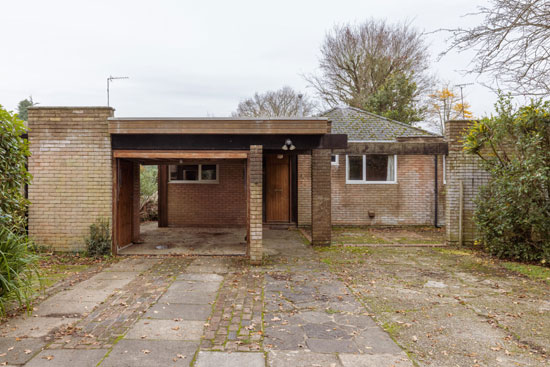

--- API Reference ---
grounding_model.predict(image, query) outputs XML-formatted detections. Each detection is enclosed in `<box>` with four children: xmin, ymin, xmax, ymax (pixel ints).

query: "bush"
<box><xmin>0</xmin><ymin>105</ymin><xmax>31</xmax><ymax>234</ymax></box>
<box><xmin>140</xmin><ymin>166</ymin><xmax>158</xmax><ymax>221</ymax></box>
<box><xmin>85</xmin><ymin>218</ymin><xmax>111</xmax><ymax>257</ymax></box>
<box><xmin>464</xmin><ymin>95</ymin><xmax>550</xmax><ymax>264</ymax></box>
<box><xmin>0</xmin><ymin>227</ymin><xmax>39</xmax><ymax>315</ymax></box>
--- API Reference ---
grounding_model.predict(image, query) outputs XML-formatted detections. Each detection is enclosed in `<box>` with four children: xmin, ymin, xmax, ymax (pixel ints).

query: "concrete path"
<box><xmin>0</xmin><ymin>230</ymin><xmax>412</xmax><ymax>366</ymax></box>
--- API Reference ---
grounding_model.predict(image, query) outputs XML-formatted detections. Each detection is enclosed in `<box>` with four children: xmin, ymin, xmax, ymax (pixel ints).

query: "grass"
<box><xmin>501</xmin><ymin>262</ymin><xmax>550</xmax><ymax>284</ymax></box>
<box><xmin>332</xmin><ymin>227</ymin><xmax>390</xmax><ymax>245</ymax></box>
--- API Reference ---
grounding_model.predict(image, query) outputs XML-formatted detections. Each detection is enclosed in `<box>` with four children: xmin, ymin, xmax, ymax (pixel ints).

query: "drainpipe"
<box><xmin>434</xmin><ymin>155</ymin><xmax>439</xmax><ymax>228</ymax></box>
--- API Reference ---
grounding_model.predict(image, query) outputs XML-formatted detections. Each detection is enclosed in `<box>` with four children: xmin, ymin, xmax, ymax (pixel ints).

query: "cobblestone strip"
<box><xmin>201</xmin><ymin>270</ymin><xmax>264</xmax><ymax>352</ymax></box>
<box><xmin>48</xmin><ymin>257</ymin><xmax>193</xmax><ymax>349</ymax></box>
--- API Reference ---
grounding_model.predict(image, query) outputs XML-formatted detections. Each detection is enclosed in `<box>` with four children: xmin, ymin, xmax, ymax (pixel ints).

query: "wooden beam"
<box><xmin>113</xmin><ymin>150</ymin><xmax>249</xmax><ymax>159</ymax></box>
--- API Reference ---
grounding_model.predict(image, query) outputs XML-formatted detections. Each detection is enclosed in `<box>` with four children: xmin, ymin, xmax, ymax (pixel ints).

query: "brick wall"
<box><xmin>297</xmin><ymin>155</ymin><xmax>311</xmax><ymax>226</ymax></box>
<box><xmin>311</xmin><ymin>149</ymin><xmax>332</xmax><ymax>244</ymax></box>
<box><xmin>167</xmin><ymin>160</ymin><xmax>247</xmax><ymax>227</ymax></box>
<box><xmin>248</xmin><ymin>145</ymin><xmax>263</xmax><ymax>264</ymax></box>
<box><xmin>445</xmin><ymin>120</ymin><xmax>490</xmax><ymax>245</ymax></box>
<box><xmin>298</xmin><ymin>147</ymin><xmax>445</xmax><ymax>226</ymax></box>
<box><xmin>27</xmin><ymin>107</ymin><xmax>114</xmax><ymax>251</ymax></box>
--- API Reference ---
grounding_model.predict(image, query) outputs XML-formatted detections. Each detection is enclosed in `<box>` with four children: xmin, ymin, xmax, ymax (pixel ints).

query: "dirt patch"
<box><xmin>316</xmin><ymin>246</ymin><xmax>550</xmax><ymax>366</ymax></box>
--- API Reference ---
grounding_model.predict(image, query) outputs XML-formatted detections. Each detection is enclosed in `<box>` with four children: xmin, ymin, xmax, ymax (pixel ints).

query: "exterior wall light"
<box><xmin>282</xmin><ymin>138</ymin><xmax>295</xmax><ymax>151</ymax></box>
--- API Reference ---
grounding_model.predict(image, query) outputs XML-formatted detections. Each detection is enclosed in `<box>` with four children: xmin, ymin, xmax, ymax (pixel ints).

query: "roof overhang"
<box><xmin>108</xmin><ymin>117</ymin><xmax>330</xmax><ymax>135</ymax></box>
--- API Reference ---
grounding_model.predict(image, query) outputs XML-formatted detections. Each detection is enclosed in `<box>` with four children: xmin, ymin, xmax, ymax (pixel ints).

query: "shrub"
<box><xmin>85</xmin><ymin>218</ymin><xmax>111</xmax><ymax>257</ymax></box>
<box><xmin>0</xmin><ymin>227</ymin><xmax>39</xmax><ymax>315</ymax></box>
<box><xmin>0</xmin><ymin>105</ymin><xmax>31</xmax><ymax>234</ymax></box>
<box><xmin>140</xmin><ymin>166</ymin><xmax>158</xmax><ymax>221</ymax></box>
<box><xmin>464</xmin><ymin>95</ymin><xmax>550</xmax><ymax>264</ymax></box>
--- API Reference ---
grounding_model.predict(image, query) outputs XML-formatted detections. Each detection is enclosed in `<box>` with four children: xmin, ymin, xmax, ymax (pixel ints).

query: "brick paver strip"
<box><xmin>201</xmin><ymin>270</ymin><xmax>264</xmax><ymax>352</ymax></box>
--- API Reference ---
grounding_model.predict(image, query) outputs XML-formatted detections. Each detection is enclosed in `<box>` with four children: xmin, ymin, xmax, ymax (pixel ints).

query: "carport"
<box><xmin>109</xmin><ymin>117</ymin><xmax>346</xmax><ymax>264</ymax></box>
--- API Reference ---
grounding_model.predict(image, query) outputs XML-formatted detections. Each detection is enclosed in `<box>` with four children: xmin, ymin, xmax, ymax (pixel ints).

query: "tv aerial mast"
<box><xmin>107</xmin><ymin>75</ymin><xmax>129</xmax><ymax>106</ymax></box>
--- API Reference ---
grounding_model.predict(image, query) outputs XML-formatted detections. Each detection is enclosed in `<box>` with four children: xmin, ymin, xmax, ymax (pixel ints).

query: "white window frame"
<box><xmin>331</xmin><ymin>154</ymin><xmax>339</xmax><ymax>166</ymax></box>
<box><xmin>168</xmin><ymin>163</ymin><xmax>219</xmax><ymax>184</ymax></box>
<box><xmin>345</xmin><ymin>155</ymin><xmax>398</xmax><ymax>184</ymax></box>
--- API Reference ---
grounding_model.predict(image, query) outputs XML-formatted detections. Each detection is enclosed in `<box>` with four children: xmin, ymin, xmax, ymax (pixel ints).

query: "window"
<box><xmin>346</xmin><ymin>155</ymin><xmax>397</xmax><ymax>184</ymax></box>
<box><xmin>331</xmin><ymin>154</ymin><xmax>339</xmax><ymax>166</ymax></box>
<box><xmin>169</xmin><ymin>164</ymin><xmax>218</xmax><ymax>183</ymax></box>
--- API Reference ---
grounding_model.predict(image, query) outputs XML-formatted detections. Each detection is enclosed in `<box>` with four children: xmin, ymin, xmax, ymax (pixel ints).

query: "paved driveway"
<box><xmin>0</xmin><ymin>230</ymin><xmax>411</xmax><ymax>367</ymax></box>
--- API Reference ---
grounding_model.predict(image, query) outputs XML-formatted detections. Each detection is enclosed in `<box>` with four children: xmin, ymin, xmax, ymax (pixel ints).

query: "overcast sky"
<box><xmin>1</xmin><ymin>0</ymin><xmax>495</xmax><ymax>119</ymax></box>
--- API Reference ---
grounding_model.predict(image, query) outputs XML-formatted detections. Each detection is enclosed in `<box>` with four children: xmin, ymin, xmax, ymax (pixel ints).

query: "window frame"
<box><xmin>443</xmin><ymin>155</ymin><xmax>446</xmax><ymax>185</ymax></box>
<box><xmin>345</xmin><ymin>154</ymin><xmax>397</xmax><ymax>184</ymax></box>
<box><xmin>168</xmin><ymin>163</ymin><xmax>219</xmax><ymax>184</ymax></box>
<box><xmin>331</xmin><ymin>154</ymin><xmax>339</xmax><ymax>166</ymax></box>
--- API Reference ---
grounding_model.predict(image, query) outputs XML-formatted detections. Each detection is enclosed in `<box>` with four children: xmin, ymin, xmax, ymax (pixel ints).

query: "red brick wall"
<box><xmin>167</xmin><ymin>160</ymin><xmax>246</xmax><ymax>227</ymax></box>
<box><xmin>298</xmin><ymin>151</ymin><xmax>445</xmax><ymax>226</ymax></box>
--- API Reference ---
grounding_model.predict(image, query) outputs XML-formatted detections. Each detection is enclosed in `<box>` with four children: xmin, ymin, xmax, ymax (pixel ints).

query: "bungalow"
<box><xmin>26</xmin><ymin>105</ymin><xmax>447</xmax><ymax>263</ymax></box>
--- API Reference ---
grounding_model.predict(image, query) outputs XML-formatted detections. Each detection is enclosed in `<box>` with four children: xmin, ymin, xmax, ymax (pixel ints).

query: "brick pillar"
<box><xmin>311</xmin><ymin>149</ymin><xmax>331</xmax><ymax>245</ymax></box>
<box><xmin>27</xmin><ymin>107</ymin><xmax>114</xmax><ymax>251</ymax></box>
<box><xmin>445</xmin><ymin>120</ymin><xmax>491</xmax><ymax>246</ymax></box>
<box><xmin>248</xmin><ymin>145</ymin><xmax>263</xmax><ymax>264</ymax></box>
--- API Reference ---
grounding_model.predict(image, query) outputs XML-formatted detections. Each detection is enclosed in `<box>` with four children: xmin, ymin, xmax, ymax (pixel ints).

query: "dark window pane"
<box><xmin>348</xmin><ymin>156</ymin><xmax>363</xmax><ymax>180</ymax></box>
<box><xmin>201</xmin><ymin>165</ymin><xmax>217</xmax><ymax>181</ymax></box>
<box><xmin>181</xmin><ymin>165</ymin><xmax>198</xmax><ymax>181</ymax></box>
<box><xmin>169</xmin><ymin>165</ymin><xmax>178</xmax><ymax>181</ymax></box>
<box><xmin>365</xmin><ymin>155</ymin><xmax>389</xmax><ymax>181</ymax></box>
<box><xmin>331</xmin><ymin>155</ymin><xmax>337</xmax><ymax>163</ymax></box>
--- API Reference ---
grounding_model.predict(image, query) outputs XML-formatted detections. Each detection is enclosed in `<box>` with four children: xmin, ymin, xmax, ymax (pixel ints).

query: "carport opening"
<box><xmin>115</xmin><ymin>157</ymin><xmax>248</xmax><ymax>256</ymax></box>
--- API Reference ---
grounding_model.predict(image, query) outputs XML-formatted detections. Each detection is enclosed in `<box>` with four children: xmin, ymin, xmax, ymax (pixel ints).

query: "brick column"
<box><xmin>248</xmin><ymin>145</ymin><xmax>263</xmax><ymax>264</ymax></box>
<box><xmin>311</xmin><ymin>149</ymin><xmax>331</xmax><ymax>245</ymax></box>
<box><xmin>27</xmin><ymin>107</ymin><xmax>114</xmax><ymax>251</ymax></box>
<box><xmin>445</xmin><ymin>120</ymin><xmax>490</xmax><ymax>246</ymax></box>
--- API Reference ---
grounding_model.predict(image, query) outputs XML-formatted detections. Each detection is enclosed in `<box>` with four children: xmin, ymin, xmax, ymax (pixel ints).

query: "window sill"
<box><xmin>168</xmin><ymin>181</ymin><xmax>219</xmax><ymax>184</ymax></box>
<box><xmin>346</xmin><ymin>181</ymin><xmax>397</xmax><ymax>185</ymax></box>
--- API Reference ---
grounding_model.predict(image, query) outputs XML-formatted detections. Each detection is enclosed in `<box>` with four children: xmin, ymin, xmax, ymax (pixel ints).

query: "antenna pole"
<box><xmin>454</xmin><ymin>83</ymin><xmax>473</xmax><ymax>119</ymax></box>
<box><xmin>107</xmin><ymin>76</ymin><xmax>129</xmax><ymax>107</ymax></box>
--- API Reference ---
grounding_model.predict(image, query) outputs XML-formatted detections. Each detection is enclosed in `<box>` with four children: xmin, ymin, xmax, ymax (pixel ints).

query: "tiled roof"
<box><xmin>322</xmin><ymin>106</ymin><xmax>437</xmax><ymax>141</ymax></box>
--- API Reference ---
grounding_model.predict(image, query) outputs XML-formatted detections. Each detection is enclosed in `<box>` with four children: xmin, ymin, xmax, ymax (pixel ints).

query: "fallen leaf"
<box><xmin>24</xmin><ymin>349</ymin><xmax>32</xmax><ymax>354</ymax></box>
<box><xmin>141</xmin><ymin>349</ymin><xmax>151</xmax><ymax>354</ymax></box>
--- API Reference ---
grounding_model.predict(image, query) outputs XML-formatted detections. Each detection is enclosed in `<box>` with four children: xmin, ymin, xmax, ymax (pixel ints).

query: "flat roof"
<box><xmin>108</xmin><ymin>117</ymin><xmax>330</xmax><ymax>135</ymax></box>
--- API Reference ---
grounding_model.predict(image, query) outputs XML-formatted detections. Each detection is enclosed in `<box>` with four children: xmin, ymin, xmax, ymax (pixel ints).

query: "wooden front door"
<box><xmin>266</xmin><ymin>155</ymin><xmax>290</xmax><ymax>222</ymax></box>
<box><xmin>116</xmin><ymin>159</ymin><xmax>134</xmax><ymax>249</ymax></box>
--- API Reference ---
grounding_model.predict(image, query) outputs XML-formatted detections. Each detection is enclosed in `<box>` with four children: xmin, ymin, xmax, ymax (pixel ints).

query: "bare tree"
<box><xmin>233</xmin><ymin>86</ymin><xmax>316</xmax><ymax>118</ymax></box>
<box><xmin>305</xmin><ymin>19</ymin><xmax>433</xmax><ymax>114</ymax></box>
<box><xmin>442</xmin><ymin>0</ymin><xmax>550</xmax><ymax>96</ymax></box>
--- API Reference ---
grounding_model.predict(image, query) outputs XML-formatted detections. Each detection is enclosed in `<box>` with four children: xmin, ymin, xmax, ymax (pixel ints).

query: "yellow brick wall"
<box><xmin>27</xmin><ymin>107</ymin><xmax>114</xmax><ymax>251</ymax></box>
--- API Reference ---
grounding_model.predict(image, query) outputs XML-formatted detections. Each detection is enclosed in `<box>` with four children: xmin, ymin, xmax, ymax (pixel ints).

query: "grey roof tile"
<box><xmin>322</xmin><ymin>106</ymin><xmax>437</xmax><ymax>141</ymax></box>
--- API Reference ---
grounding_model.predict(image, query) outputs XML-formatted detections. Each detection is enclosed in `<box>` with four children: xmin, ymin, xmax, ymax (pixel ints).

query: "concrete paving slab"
<box><xmin>177</xmin><ymin>273</ymin><xmax>224</xmax><ymax>282</ymax></box>
<box><xmin>168</xmin><ymin>281</ymin><xmax>220</xmax><ymax>293</ymax></box>
<box><xmin>105</xmin><ymin>258</ymin><xmax>158</xmax><ymax>272</ymax></box>
<box><xmin>0</xmin><ymin>317</ymin><xmax>79</xmax><ymax>338</ymax></box>
<box><xmin>267</xmin><ymin>350</ymin><xmax>342</xmax><ymax>367</ymax></box>
<box><xmin>100</xmin><ymin>339</ymin><xmax>197</xmax><ymax>367</ymax></box>
<box><xmin>306</xmin><ymin>339</ymin><xmax>359</xmax><ymax>354</ymax></box>
<box><xmin>354</xmin><ymin>328</ymin><xmax>405</xmax><ymax>354</ymax></box>
<box><xmin>158</xmin><ymin>289</ymin><xmax>216</xmax><ymax>305</ymax></box>
<box><xmin>0</xmin><ymin>337</ymin><xmax>47</xmax><ymax>365</ymax></box>
<box><xmin>25</xmin><ymin>349</ymin><xmax>108</xmax><ymax>367</ymax></box>
<box><xmin>339</xmin><ymin>353</ymin><xmax>414</xmax><ymax>367</ymax></box>
<box><xmin>144</xmin><ymin>303</ymin><xmax>212</xmax><ymax>320</ymax></box>
<box><xmin>185</xmin><ymin>265</ymin><xmax>228</xmax><ymax>274</ymax></box>
<box><xmin>52</xmin><ymin>277</ymin><xmax>132</xmax><ymax>302</ymax></box>
<box><xmin>33</xmin><ymin>299</ymin><xmax>98</xmax><ymax>317</ymax></box>
<box><xmin>195</xmin><ymin>351</ymin><xmax>264</xmax><ymax>367</ymax></box>
<box><xmin>92</xmin><ymin>271</ymin><xmax>140</xmax><ymax>281</ymax></box>
<box><xmin>124</xmin><ymin>319</ymin><xmax>204</xmax><ymax>340</ymax></box>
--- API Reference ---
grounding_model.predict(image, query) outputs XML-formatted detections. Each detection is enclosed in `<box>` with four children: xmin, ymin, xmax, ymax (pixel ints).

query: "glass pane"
<box><xmin>348</xmin><ymin>156</ymin><xmax>363</xmax><ymax>180</ymax></box>
<box><xmin>201</xmin><ymin>165</ymin><xmax>217</xmax><ymax>181</ymax></box>
<box><xmin>365</xmin><ymin>155</ymin><xmax>389</xmax><ymax>181</ymax></box>
<box><xmin>331</xmin><ymin>155</ymin><xmax>337</xmax><ymax>163</ymax></box>
<box><xmin>181</xmin><ymin>165</ymin><xmax>198</xmax><ymax>181</ymax></box>
<box><xmin>169</xmin><ymin>165</ymin><xmax>179</xmax><ymax>181</ymax></box>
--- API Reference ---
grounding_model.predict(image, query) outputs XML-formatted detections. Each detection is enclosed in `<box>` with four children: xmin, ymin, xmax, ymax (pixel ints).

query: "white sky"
<box><xmin>1</xmin><ymin>0</ymin><xmax>496</xmax><ymax>119</ymax></box>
